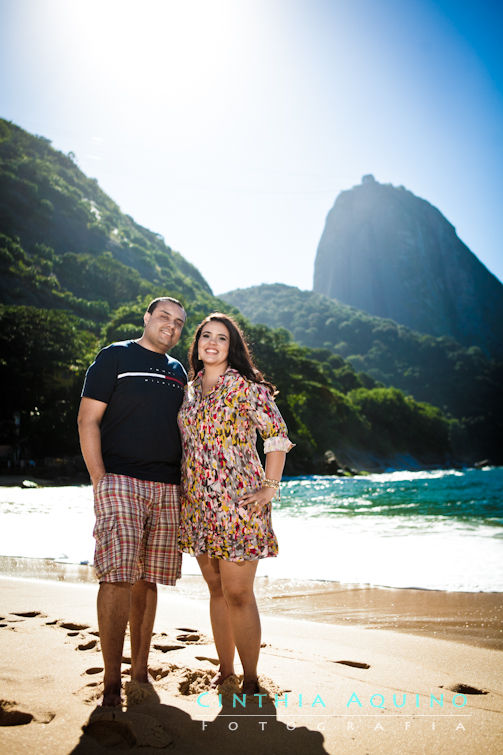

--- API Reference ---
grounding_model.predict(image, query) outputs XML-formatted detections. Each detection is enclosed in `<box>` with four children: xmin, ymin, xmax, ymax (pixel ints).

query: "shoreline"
<box><xmin>1</xmin><ymin>462</ymin><xmax>498</xmax><ymax>488</ymax></box>
<box><xmin>0</xmin><ymin>575</ymin><xmax>502</xmax><ymax>754</ymax></box>
<box><xmin>2</xmin><ymin>556</ymin><xmax>502</xmax><ymax>651</ymax></box>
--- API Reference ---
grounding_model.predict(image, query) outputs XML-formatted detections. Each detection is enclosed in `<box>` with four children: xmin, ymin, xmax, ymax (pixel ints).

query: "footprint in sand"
<box><xmin>153</xmin><ymin>642</ymin><xmax>185</xmax><ymax>653</ymax></box>
<box><xmin>55</xmin><ymin>621</ymin><xmax>99</xmax><ymax>647</ymax></box>
<box><xmin>59</xmin><ymin>621</ymin><xmax>90</xmax><ymax>631</ymax></box>
<box><xmin>5</xmin><ymin>617</ymin><xmax>26</xmax><ymax>625</ymax></box>
<box><xmin>0</xmin><ymin>699</ymin><xmax>55</xmax><ymax>726</ymax></box>
<box><xmin>334</xmin><ymin>660</ymin><xmax>371</xmax><ymax>669</ymax></box>
<box><xmin>195</xmin><ymin>656</ymin><xmax>219</xmax><ymax>666</ymax></box>
<box><xmin>175</xmin><ymin>632</ymin><xmax>210</xmax><ymax>645</ymax></box>
<box><xmin>75</xmin><ymin>682</ymin><xmax>103</xmax><ymax>706</ymax></box>
<box><xmin>81</xmin><ymin>658</ymin><xmax>131</xmax><ymax>676</ymax></box>
<box><xmin>0</xmin><ymin>700</ymin><xmax>33</xmax><ymax>726</ymax></box>
<box><xmin>441</xmin><ymin>683</ymin><xmax>488</xmax><ymax>695</ymax></box>
<box><xmin>154</xmin><ymin>629</ymin><xmax>207</xmax><ymax>644</ymax></box>
<box><xmin>77</xmin><ymin>639</ymin><xmax>98</xmax><ymax>651</ymax></box>
<box><xmin>149</xmin><ymin>664</ymin><xmax>178</xmax><ymax>681</ymax></box>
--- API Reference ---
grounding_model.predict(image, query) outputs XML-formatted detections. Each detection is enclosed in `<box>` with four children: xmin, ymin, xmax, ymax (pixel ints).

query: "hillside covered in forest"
<box><xmin>221</xmin><ymin>283</ymin><xmax>502</xmax><ymax>459</ymax></box>
<box><xmin>0</xmin><ymin>119</ymin><xmax>487</xmax><ymax>474</ymax></box>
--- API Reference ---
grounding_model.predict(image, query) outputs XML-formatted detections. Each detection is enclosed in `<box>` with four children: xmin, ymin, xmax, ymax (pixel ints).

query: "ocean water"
<box><xmin>0</xmin><ymin>467</ymin><xmax>501</xmax><ymax>592</ymax></box>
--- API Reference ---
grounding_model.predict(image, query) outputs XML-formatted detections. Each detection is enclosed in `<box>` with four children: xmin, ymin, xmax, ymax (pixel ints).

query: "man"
<box><xmin>78</xmin><ymin>296</ymin><xmax>187</xmax><ymax>707</ymax></box>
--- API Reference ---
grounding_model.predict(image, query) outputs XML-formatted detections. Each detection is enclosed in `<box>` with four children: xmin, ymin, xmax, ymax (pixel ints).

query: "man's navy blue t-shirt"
<box><xmin>81</xmin><ymin>340</ymin><xmax>187</xmax><ymax>483</ymax></box>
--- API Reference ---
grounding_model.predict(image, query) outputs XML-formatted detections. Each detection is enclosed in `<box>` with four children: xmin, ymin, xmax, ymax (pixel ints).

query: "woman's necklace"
<box><xmin>201</xmin><ymin>367</ymin><xmax>227</xmax><ymax>397</ymax></box>
<box><xmin>201</xmin><ymin>373</ymin><xmax>218</xmax><ymax>397</ymax></box>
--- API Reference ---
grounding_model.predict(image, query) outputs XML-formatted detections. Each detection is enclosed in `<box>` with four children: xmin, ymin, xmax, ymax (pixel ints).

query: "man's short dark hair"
<box><xmin>147</xmin><ymin>297</ymin><xmax>185</xmax><ymax>317</ymax></box>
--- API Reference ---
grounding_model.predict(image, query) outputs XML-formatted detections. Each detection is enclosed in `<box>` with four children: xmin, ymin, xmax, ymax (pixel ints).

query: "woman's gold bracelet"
<box><xmin>263</xmin><ymin>478</ymin><xmax>280</xmax><ymax>489</ymax></box>
<box><xmin>262</xmin><ymin>478</ymin><xmax>281</xmax><ymax>500</ymax></box>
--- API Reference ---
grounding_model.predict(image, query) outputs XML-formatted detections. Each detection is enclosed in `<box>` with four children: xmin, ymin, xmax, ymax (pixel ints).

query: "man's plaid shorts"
<box><xmin>93</xmin><ymin>473</ymin><xmax>182</xmax><ymax>585</ymax></box>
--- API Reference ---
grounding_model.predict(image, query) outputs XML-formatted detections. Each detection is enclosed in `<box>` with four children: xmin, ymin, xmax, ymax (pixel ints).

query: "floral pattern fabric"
<box><xmin>178</xmin><ymin>367</ymin><xmax>293</xmax><ymax>561</ymax></box>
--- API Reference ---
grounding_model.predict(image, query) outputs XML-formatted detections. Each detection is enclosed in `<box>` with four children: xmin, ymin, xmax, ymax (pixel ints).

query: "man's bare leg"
<box><xmin>129</xmin><ymin>580</ymin><xmax>157</xmax><ymax>683</ymax></box>
<box><xmin>97</xmin><ymin>582</ymin><xmax>131</xmax><ymax>706</ymax></box>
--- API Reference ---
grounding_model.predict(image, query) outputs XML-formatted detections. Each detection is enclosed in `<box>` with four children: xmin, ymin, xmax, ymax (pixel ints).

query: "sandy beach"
<box><xmin>1</xmin><ymin>570</ymin><xmax>502</xmax><ymax>754</ymax></box>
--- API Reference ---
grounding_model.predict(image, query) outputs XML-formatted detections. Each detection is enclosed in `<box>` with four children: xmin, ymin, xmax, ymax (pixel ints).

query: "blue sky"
<box><xmin>1</xmin><ymin>0</ymin><xmax>501</xmax><ymax>295</ymax></box>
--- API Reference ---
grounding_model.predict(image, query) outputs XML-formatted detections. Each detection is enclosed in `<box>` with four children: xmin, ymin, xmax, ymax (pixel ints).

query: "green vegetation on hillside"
<box><xmin>0</xmin><ymin>119</ymin><xmax>463</xmax><ymax>472</ymax></box>
<box><xmin>0</xmin><ymin>118</ymin><xmax>210</xmax><ymax>313</ymax></box>
<box><xmin>0</xmin><ymin>305</ymin><xmax>98</xmax><ymax>456</ymax></box>
<box><xmin>222</xmin><ymin>284</ymin><xmax>503</xmax><ymax>463</ymax></box>
<box><xmin>0</xmin><ymin>303</ymin><xmax>452</xmax><ymax>474</ymax></box>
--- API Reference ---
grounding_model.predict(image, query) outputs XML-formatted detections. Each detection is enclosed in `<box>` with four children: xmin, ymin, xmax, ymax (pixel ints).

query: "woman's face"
<box><xmin>198</xmin><ymin>320</ymin><xmax>230</xmax><ymax>371</ymax></box>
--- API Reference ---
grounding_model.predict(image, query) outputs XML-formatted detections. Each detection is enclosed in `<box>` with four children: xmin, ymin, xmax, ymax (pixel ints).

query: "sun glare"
<box><xmin>61</xmin><ymin>0</ymin><xmax>249</xmax><ymax>110</ymax></box>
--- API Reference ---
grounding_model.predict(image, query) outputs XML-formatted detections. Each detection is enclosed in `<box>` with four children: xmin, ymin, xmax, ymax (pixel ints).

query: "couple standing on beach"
<box><xmin>77</xmin><ymin>297</ymin><xmax>293</xmax><ymax>708</ymax></box>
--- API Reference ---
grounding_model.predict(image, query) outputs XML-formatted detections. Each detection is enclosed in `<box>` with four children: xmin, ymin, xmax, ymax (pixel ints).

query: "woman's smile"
<box><xmin>198</xmin><ymin>322</ymin><xmax>230</xmax><ymax>367</ymax></box>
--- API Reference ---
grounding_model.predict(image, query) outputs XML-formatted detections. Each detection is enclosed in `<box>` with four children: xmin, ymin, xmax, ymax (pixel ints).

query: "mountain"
<box><xmin>0</xmin><ymin>119</ymin><xmax>462</xmax><ymax>473</ymax></box>
<box><xmin>220</xmin><ymin>283</ymin><xmax>503</xmax><ymax>456</ymax></box>
<box><xmin>313</xmin><ymin>175</ymin><xmax>503</xmax><ymax>359</ymax></box>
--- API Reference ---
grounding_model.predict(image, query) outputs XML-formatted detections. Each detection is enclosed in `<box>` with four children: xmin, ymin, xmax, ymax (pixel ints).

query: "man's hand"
<box><xmin>78</xmin><ymin>397</ymin><xmax>108</xmax><ymax>489</ymax></box>
<box><xmin>92</xmin><ymin>472</ymin><xmax>107</xmax><ymax>492</ymax></box>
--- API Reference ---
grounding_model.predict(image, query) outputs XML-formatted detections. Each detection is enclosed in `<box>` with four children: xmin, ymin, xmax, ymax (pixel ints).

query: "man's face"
<box><xmin>142</xmin><ymin>301</ymin><xmax>186</xmax><ymax>353</ymax></box>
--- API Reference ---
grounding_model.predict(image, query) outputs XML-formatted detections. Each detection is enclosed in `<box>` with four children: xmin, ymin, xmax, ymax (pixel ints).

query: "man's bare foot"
<box><xmin>125</xmin><ymin>679</ymin><xmax>160</xmax><ymax>706</ymax></box>
<box><xmin>241</xmin><ymin>678</ymin><xmax>260</xmax><ymax>695</ymax></box>
<box><xmin>131</xmin><ymin>671</ymin><xmax>155</xmax><ymax>685</ymax></box>
<box><xmin>102</xmin><ymin>683</ymin><xmax>122</xmax><ymax>707</ymax></box>
<box><xmin>210</xmin><ymin>670</ymin><xmax>235</xmax><ymax>688</ymax></box>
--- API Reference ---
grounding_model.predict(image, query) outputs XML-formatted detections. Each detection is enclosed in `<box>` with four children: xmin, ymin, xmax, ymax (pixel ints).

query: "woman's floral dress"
<box><xmin>178</xmin><ymin>367</ymin><xmax>293</xmax><ymax>561</ymax></box>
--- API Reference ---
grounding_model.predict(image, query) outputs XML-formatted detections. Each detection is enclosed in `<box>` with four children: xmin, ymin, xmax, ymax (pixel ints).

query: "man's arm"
<box><xmin>77</xmin><ymin>397</ymin><xmax>108</xmax><ymax>490</ymax></box>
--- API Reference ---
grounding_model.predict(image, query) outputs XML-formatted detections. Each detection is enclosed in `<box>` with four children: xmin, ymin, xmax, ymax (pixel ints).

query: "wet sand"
<box><xmin>1</xmin><ymin>556</ymin><xmax>502</xmax><ymax>650</ymax></box>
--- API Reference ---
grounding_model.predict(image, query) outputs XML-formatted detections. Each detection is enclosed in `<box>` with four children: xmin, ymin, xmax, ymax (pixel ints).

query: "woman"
<box><xmin>178</xmin><ymin>313</ymin><xmax>293</xmax><ymax>695</ymax></box>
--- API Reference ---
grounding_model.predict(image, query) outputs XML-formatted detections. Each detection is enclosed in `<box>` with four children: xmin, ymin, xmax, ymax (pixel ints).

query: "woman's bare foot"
<box><xmin>102</xmin><ymin>682</ymin><xmax>122</xmax><ymax>707</ymax></box>
<box><xmin>241</xmin><ymin>677</ymin><xmax>260</xmax><ymax>695</ymax></box>
<box><xmin>210</xmin><ymin>669</ymin><xmax>235</xmax><ymax>688</ymax></box>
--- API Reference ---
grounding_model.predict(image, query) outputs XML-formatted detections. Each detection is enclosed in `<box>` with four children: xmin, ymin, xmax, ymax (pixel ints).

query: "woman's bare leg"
<box><xmin>218</xmin><ymin>559</ymin><xmax>260</xmax><ymax>691</ymax></box>
<box><xmin>197</xmin><ymin>554</ymin><xmax>235</xmax><ymax>682</ymax></box>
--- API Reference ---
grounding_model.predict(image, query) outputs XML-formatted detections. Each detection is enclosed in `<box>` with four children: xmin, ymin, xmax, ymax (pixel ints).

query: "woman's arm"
<box><xmin>265</xmin><ymin>450</ymin><xmax>286</xmax><ymax>485</ymax></box>
<box><xmin>238</xmin><ymin>450</ymin><xmax>286</xmax><ymax>514</ymax></box>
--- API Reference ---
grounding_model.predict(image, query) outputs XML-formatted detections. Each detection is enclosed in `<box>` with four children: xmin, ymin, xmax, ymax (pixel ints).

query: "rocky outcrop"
<box><xmin>313</xmin><ymin>176</ymin><xmax>503</xmax><ymax>358</ymax></box>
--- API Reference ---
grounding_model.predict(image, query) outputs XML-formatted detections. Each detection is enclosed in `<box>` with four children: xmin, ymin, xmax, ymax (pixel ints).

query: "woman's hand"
<box><xmin>238</xmin><ymin>486</ymin><xmax>276</xmax><ymax>515</ymax></box>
